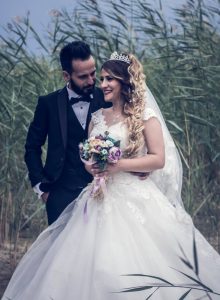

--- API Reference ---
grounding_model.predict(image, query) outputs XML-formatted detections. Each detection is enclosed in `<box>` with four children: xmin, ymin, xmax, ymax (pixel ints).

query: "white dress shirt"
<box><xmin>67</xmin><ymin>85</ymin><xmax>92</xmax><ymax>130</ymax></box>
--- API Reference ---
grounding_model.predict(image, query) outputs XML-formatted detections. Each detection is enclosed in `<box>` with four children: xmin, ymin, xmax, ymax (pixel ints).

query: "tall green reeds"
<box><xmin>0</xmin><ymin>0</ymin><xmax>219</xmax><ymax>250</ymax></box>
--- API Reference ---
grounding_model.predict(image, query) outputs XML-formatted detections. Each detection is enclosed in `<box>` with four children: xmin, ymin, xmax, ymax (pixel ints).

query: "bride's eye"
<box><xmin>106</xmin><ymin>76</ymin><xmax>114</xmax><ymax>81</ymax></box>
<box><xmin>100</xmin><ymin>76</ymin><xmax>114</xmax><ymax>82</ymax></box>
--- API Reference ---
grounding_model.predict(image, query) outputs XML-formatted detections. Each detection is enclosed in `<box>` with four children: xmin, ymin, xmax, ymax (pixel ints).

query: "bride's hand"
<box><xmin>105</xmin><ymin>162</ymin><xmax>121</xmax><ymax>176</ymax></box>
<box><xmin>86</xmin><ymin>162</ymin><xmax>121</xmax><ymax>177</ymax></box>
<box><xmin>84</xmin><ymin>164</ymin><xmax>93</xmax><ymax>175</ymax></box>
<box><xmin>90</xmin><ymin>164</ymin><xmax>107</xmax><ymax>177</ymax></box>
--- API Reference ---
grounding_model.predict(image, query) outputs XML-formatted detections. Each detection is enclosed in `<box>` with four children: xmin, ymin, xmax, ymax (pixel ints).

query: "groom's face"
<box><xmin>69</xmin><ymin>56</ymin><xmax>96</xmax><ymax>95</ymax></box>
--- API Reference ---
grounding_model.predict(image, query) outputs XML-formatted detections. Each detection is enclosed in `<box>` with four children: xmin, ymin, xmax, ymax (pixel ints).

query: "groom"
<box><xmin>25</xmin><ymin>41</ymin><xmax>148</xmax><ymax>225</ymax></box>
<box><xmin>25</xmin><ymin>41</ymin><xmax>110</xmax><ymax>225</ymax></box>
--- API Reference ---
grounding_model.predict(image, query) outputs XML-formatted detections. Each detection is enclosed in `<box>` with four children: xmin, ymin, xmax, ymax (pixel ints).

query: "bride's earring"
<box><xmin>128</xmin><ymin>88</ymin><xmax>133</xmax><ymax>103</ymax></box>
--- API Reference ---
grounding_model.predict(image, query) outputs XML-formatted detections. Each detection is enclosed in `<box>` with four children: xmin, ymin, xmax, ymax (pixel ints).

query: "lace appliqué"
<box><xmin>96</xmin><ymin>196</ymin><xmax>116</xmax><ymax>227</ymax></box>
<box><xmin>91</xmin><ymin>109</ymin><xmax>103</xmax><ymax>125</ymax></box>
<box><xmin>90</xmin><ymin>109</ymin><xmax>106</xmax><ymax>137</ymax></box>
<box><xmin>126</xmin><ymin>201</ymin><xmax>146</xmax><ymax>225</ymax></box>
<box><xmin>143</xmin><ymin>107</ymin><xmax>157</xmax><ymax>121</ymax></box>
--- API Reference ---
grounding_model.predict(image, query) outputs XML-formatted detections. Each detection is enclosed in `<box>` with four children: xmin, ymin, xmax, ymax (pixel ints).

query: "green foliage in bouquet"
<box><xmin>79</xmin><ymin>131</ymin><xmax>121</xmax><ymax>171</ymax></box>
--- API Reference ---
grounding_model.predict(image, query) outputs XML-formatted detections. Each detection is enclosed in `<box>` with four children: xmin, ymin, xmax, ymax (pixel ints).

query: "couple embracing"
<box><xmin>2</xmin><ymin>41</ymin><xmax>220</xmax><ymax>299</ymax></box>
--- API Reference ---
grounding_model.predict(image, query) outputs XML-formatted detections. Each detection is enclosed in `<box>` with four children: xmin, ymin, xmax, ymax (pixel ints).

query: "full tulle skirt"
<box><xmin>2</xmin><ymin>173</ymin><xmax>220</xmax><ymax>299</ymax></box>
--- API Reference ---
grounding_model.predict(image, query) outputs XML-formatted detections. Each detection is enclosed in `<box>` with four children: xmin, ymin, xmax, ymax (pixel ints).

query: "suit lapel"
<box><xmin>57</xmin><ymin>87</ymin><xmax>68</xmax><ymax>149</ymax></box>
<box><xmin>85</xmin><ymin>102</ymin><xmax>92</xmax><ymax>134</ymax></box>
<box><xmin>85</xmin><ymin>90</ymin><xmax>100</xmax><ymax>134</ymax></box>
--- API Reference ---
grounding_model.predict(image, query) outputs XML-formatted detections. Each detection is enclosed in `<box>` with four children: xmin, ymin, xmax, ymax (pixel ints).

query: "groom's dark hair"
<box><xmin>60</xmin><ymin>41</ymin><xmax>92</xmax><ymax>74</ymax></box>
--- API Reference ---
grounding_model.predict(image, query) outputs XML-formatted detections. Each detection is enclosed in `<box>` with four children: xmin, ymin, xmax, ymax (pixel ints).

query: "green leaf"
<box><xmin>171</xmin><ymin>268</ymin><xmax>212</xmax><ymax>292</ymax></box>
<box><xmin>192</xmin><ymin>230</ymin><xmax>199</xmax><ymax>276</ymax></box>
<box><xmin>146</xmin><ymin>287</ymin><xmax>160</xmax><ymax>299</ymax></box>
<box><xmin>186</xmin><ymin>113</ymin><xmax>215</xmax><ymax>127</ymax></box>
<box><xmin>179</xmin><ymin>289</ymin><xmax>192</xmax><ymax>299</ymax></box>
<box><xmin>20</xmin><ymin>205</ymin><xmax>45</xmax><ymax>230</ymax></box>
<box><xmin>114</xmin><ymin>140</ymin><xmax>120</xmax><ymax>147</ymax></box>
<box><xmin>167</xmin><ymin>120</ymin><xmax>184</xmax><ymax>132</ymax></box>
<box><xmin>123</xmin><ymin>274</ymin><xmax>173</xmax><ymax>286</ymax></box>
<box><xmin>120</xmin><ymin>286</ymin><xmax>154</xmax><ymax>293</ymax></box>
<box><xmin>179</xmin><ymin>256</ymin><xmax>194</xmax><ymax>270</ymax></box>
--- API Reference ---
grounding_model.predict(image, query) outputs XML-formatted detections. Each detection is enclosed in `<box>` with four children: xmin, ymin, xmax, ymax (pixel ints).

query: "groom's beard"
<box><xmin>69</xmin><ymin>79</ymin><xmax>96</xmax><ymax>96</ymax></box>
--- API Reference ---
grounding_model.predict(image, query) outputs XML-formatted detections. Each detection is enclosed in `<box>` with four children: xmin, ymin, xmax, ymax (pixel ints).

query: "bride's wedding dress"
<box><xmin>2</xmin><ymin>108</ymin><xmax>220</xmax><ymax>300</ymax></box>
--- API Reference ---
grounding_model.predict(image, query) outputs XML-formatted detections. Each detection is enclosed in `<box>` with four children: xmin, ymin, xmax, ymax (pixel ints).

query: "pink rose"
<box><xmin>108</xmin><ymin>147</ymin><xmax>122</xmax><ymax>163</ymax></box>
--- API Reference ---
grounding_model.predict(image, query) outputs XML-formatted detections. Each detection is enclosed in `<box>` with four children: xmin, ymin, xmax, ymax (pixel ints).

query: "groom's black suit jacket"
<box><xmin>25</xmin><ymin>86</ymin><xmax>108</xmax><ymax>191</ymax></box>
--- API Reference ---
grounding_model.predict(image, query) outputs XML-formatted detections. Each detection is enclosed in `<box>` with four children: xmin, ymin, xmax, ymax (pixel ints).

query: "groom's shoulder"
<box><xmin>93</xmin><ymin>87</ymin><xmax>111</xmax><ymax>109</ymax></box>
<box><xmin>37</xmin><ymin>87</ymin><xmax>67</xmax><ymax>108</ymax></box>
<box><xmin>40</xmin><ymin>87</ymin><xmax>66</xmax><ymax>101</ymax></box>
<box><xmin>93</xmin><ymin>86</ymin><xmax>103</xmax><ymax>97</ymax></box>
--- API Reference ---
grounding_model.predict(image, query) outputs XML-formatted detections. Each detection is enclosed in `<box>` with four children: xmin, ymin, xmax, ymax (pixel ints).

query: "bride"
<box><xmin>2</xmin><ymin>52</ymin><xmax>220</xmax><ymax>300</ymax></box>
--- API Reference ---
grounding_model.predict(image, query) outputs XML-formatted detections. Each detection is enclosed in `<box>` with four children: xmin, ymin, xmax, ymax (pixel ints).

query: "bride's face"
<box><xmin>100</xmin><ymin>69</ymin><xmax>122</xmax><ymax>103</ymax></box>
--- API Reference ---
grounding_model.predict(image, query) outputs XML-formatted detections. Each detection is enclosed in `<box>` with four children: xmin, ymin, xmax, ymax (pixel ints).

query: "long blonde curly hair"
<box><xmin>101</xmin><ymin>53</ymin><xmax>146</xmax><ymax>158</ymax></box>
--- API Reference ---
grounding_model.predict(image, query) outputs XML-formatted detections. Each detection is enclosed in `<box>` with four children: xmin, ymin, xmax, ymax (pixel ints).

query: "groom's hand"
<box><xmin>41</xmin><ymin>192</ymin><xmax>49</xmax><ymax>203</ymax></box>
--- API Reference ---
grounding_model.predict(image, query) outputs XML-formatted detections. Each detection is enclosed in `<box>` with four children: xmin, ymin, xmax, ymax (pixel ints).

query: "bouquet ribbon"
<box><xmin>83</xmin><ymin>175</ymin><xmax>108</xmax><ymax>223</ymax></box>
<box><xmin>79</xmin><ymin>132</ymin><xmax>121</xmax><ymax>222</ymax></box>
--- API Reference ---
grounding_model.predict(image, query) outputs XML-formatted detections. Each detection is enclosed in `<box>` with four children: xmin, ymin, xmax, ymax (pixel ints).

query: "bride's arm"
<box><xmin>107</xmin><ymin>117</ymin><xmax>165</xmax><ymax>174</ymax></box>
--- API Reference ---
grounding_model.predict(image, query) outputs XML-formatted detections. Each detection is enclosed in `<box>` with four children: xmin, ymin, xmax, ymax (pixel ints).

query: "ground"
<box><xmin>0</xmin><ymin>238</ymin><xmax>32</xmax><ymax>298</ymax></box>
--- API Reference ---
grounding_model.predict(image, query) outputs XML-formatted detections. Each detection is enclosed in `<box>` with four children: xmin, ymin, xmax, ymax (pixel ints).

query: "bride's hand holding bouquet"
<box><xmin>79</xmin><ymin>131</ymin><xmax>122</xmax><ymax>198</ymax></box>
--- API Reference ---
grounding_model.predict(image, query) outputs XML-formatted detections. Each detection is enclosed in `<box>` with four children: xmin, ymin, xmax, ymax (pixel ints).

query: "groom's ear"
<box><xmin>62</xmin><ymin>71</ymin><xmax>71</xmax><ymax>82</ymax></box>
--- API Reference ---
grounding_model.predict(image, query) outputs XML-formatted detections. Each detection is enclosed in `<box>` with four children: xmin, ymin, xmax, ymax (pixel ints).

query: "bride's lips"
<box><xmin>103</xmin><ymin>90</ymin><xmax>112</xmax><ymax>96</ymax></box>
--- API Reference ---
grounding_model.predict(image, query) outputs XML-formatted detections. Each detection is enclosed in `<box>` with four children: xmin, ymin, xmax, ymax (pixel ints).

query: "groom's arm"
<box><xmin>24</xmin><ymin>96</ymin><xmax>48</xmax><ymax>187</ymax></box>
<box><xmin>130</xmin><ymin>171</ymin><xmax>150</xmax><ymax>180</ymax></box>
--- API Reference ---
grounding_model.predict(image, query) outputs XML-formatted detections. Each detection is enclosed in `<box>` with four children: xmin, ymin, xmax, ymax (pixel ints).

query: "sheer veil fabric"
<box><xmin>144</xmin><ymin>86</ymin><xmax>184</xmax><ymax>208</ymax></box>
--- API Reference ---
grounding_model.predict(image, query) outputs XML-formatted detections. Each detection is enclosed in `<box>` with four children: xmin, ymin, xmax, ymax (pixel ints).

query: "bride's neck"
<box><xmin>112</xmin><ymin>101</ymin><xmax>124</xmax><ymax>115</ymax></box>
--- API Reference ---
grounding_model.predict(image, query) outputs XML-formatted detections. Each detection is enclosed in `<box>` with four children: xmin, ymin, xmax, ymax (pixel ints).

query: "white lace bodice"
<box><xmin>90</xmin><ymin>108</ymin><xmax>181</xmax><ymax>208</ymax></box>
<box><xmin>90</xmin><ymin>107</ymin><xmax>157</xmax><ymax>151</ymax></box>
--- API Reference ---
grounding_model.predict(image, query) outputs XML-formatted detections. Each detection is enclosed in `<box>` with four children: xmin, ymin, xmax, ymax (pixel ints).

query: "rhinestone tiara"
<box><xmin>109</xmin><ymin>51</ymin><xmax>131</xmax><ymax>64</ymax></box>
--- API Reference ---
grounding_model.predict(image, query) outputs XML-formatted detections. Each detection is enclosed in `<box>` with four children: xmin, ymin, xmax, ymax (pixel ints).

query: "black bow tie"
<box><xmin>69</xmin><ymin>95</ymin><xmax>91</xmax><ymax>106</ymax></box>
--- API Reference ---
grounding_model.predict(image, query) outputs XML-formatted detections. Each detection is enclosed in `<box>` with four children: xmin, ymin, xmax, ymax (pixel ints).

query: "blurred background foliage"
<box><xmin>0</xmin><ymin>0</ymin><xmax>220</xmax><ymax>251</ymax></box>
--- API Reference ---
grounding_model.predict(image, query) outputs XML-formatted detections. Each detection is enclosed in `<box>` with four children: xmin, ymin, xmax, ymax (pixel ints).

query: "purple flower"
<box><xmin>108</xmin><ymin>147</ymin><xmax>122</xmax><ymax>163</ymax></box>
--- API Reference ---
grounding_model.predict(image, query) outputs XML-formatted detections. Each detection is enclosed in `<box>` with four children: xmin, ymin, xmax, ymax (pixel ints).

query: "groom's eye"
<box><xmin>90</xmin><ymin>70</ymin><xmax>96</xmax><ymax>77</ymax></box>
<box><xmin>78</xmin><ymin>75</ymin><xmax>87</xmax><ymax>80</ymax></box>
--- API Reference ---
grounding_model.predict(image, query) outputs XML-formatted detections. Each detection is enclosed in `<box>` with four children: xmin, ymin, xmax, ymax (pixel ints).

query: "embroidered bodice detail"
<box><xmin>90</xmin><ymin>107</ymin><xmax>158</xmax><ymax>152</ymax></box>
<box><xmin>90</xmin><ymin>109</ymin><xmax>129</xmax><ymax>151</ymax></box>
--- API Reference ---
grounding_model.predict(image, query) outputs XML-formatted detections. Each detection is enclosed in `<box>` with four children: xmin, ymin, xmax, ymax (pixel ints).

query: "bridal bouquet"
<box><xmin>79</xmin><ymin>131</ymin><xmax>121</xmax><ymax>170</ymax></box>
<box><xmin>79</xmin><ymin>131</ymin><xmax>122</xmax><ymax>200</ymax></box>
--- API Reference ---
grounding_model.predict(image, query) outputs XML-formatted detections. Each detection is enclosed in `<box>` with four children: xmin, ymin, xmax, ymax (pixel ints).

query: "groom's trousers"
<box><xmin>46</xmin><ymin>185</ymin><xmax>83</xmax><ymax>225</ymax></box>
